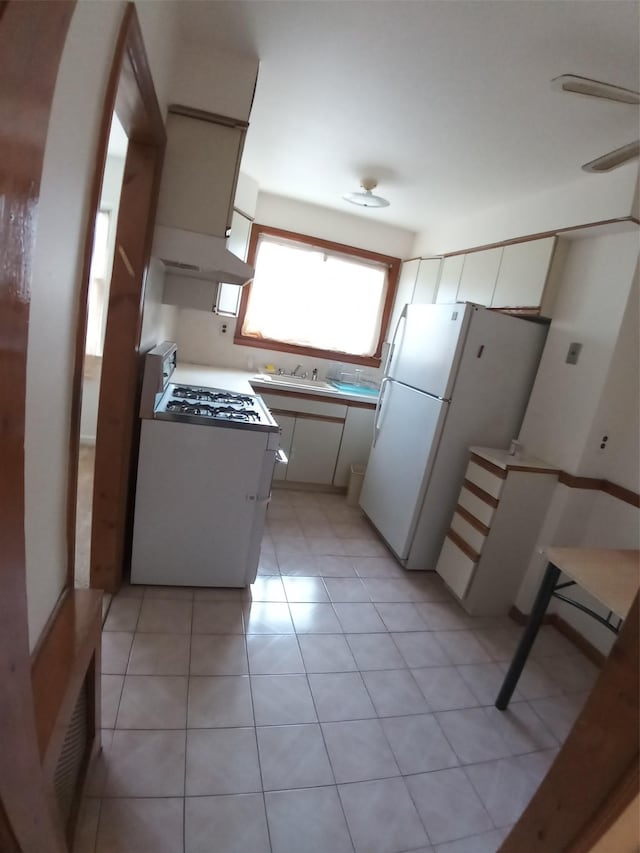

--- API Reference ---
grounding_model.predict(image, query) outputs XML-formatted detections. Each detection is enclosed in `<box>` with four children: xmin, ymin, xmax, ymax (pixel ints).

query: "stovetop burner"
<box><xmin>171</xmin><ymin>386</ymin><xmax>255</xmax><ymax>407</ymax></box>
<box><xmin>153</xmin><ymin>382</ymin><xmax>278</xmax><ymax>433</ymax></box>
<box><xmin>166</xmin><ymin>400</ymin><xmax>260</xmax><ymax>422</ymax></box>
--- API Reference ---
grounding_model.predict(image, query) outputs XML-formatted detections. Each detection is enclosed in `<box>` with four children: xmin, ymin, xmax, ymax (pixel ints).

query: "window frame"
<box><xmin>233</xmin><ymin>224</ymin><xmax>401</xmax><ymax>367</ymax></box>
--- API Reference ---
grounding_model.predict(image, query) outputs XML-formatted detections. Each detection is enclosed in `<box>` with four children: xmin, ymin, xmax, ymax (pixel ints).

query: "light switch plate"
<box><xmin>566</xmin><ymin>342</ymin><xmax>582</xmax><ymax>365</ymax></box>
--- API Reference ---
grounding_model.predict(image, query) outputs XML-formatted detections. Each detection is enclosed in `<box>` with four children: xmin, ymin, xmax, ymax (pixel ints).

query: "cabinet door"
<box><xmin>272</xmin><ymin>414</ymin><xmax>295</xmax><ymax>481</ymax></box>
<box><xmin>333</xmin><ymin>407</ymin><xmax>376</xmax><ymax>487</ymax></box>
<box><xmin>287</xmin><ymin>417</ymin><xmax>343</xmax><ymax>484</ymax></box>
<box><xmin>435</xmin><ymin>255</ymin><xmax>465</xmax><ymax>303</ymax></box>
<box><xmin>456</xmin><ymin>247</ymin><xmax>502</xmax><ymax>305</ymax></box>
<box><xmin>412</xmin><ymin>258</ymin><xmax>442</xmax><ymax>304</ymax></box>
<box><xmin>156</xmin><ymin>112</ymin><xmax>245</xmax><ymax>238</ymax></box>
<box><xmin>387</xmin><ymin>259</ymin><xmax>419</xmax><ymax>342</ymax></box>
<box><xmin>490</xmin><ymin>237</ymin><xmax>556</xmax><ymax>309</ymax></box>
<box><xmin>217</xmin><ymin>210</ymin><xmax>253</xmax><ymax>316</ymax></box>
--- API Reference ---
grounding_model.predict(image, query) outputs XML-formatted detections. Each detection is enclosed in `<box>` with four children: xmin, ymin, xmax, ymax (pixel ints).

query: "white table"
<box><xmin>496</xmin><ymin>547</ymin><xmax>639</xmax><ymax>709</ymax></box>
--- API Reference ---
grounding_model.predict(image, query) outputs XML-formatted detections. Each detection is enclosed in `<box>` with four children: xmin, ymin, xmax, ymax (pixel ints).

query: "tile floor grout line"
<box><xmin>241</xmin><ymin>636</ymin><xmax>274</xmax><ymax>853</ymax></box>
<box><xmin>296</xmin><ymin>625</ymin><xmax>358</xmax><ymax>853</ymax></box>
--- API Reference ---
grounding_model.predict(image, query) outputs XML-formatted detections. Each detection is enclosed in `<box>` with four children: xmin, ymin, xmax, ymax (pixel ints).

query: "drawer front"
<box><xmin>261</xmin><ymin>393</ymin><xmax>347</xmax><ymax>419</ymax></box>
<box><xmin>450</xmin><ymin>511</ymin><xmax>486</xmax><ymax>555</ymax></box>
<box><xmin>466</xmin><ymin>460</ymin><xmax>505</xmax><ymax>499</ymax></box>
<box><xmin>459</xmin><ymin>485</ymin><xmax>496</xmax><ymax>527</ymax></box>
<box><xmin>435</xmin><ymin>535</ymin><xmax>477</xmax><ymax>600</ymax></box>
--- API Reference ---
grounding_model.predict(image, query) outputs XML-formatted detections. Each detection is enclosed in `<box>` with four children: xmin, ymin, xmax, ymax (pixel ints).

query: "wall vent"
<box><xmin>53</xmin><ymin>680</ymin><xmax>89</xmax><ymax>827</ymax></box>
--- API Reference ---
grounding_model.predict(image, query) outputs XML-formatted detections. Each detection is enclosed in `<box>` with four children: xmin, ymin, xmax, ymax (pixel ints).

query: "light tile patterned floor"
<box><xmin>76</xmin><ymin>490</ymin><xmax>598</xmax><ymax>853</ymax></box>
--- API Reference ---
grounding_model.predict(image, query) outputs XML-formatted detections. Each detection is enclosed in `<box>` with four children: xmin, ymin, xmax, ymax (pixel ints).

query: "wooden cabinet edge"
<box><xmin>31</xmin><ymin>589</ymin><xmax>103</xmax><ymax>779</ymax></box>
<box><xmin>463</xmin><ymin>478</ymin><xmax>499</xmax><ymax>508</ymax></box>
<box><xmin>446</xmin><ymin>528</ymin><xmax>481</xmax><ymax>563</ymax></box>
<box><xmin>456</xmin><ymin>503</ymin><xmax>491</xmax><ymax>536</ymax></box>
<box><xmin>469</xmin><ymin>452</ymin><xmax>507</xmax><ymax>479</ymax></box>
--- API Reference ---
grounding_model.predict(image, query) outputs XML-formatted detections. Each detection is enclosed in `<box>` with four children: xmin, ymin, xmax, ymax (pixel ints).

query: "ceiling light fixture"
<box><xmin>342</xmin><ymin>178</ymin><xmax>390</xmax><ymax>208</ymax></box>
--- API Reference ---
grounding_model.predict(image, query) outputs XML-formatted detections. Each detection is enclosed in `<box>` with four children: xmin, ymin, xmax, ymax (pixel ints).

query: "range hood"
<box><xmin>152</xmin><ymin>225</ymin><xmax>254</xmax><ymax>286</ymax></box>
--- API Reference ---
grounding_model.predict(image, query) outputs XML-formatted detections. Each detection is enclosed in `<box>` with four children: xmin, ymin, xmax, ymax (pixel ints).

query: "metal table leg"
<box><xmin>495</xmin><ymin>561</ymin><xmax>561</xmax><ymax>710</ymax></box>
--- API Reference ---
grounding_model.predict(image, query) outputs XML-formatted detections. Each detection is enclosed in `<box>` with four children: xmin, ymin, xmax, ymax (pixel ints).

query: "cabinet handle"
<box><xmin>373</xmin><ymin>378</ymin><xmax>390</xmax><ymax>448</ymax></box>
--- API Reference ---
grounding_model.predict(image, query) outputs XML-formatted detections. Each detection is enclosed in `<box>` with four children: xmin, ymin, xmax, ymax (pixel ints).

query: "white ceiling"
<box><xmin>176</xmin><ymin>1</ymin><xmax>640</xmax><ymax>234</ymax></box>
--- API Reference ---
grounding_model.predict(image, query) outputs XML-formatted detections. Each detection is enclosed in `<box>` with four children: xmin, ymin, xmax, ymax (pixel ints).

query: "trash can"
<box><xmin>346</xmin><ymin>464</ymin><xmax>366</xmax><ymax>507</ymax></box>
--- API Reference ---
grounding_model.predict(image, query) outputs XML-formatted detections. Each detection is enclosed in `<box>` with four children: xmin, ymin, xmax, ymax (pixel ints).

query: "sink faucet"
<box><xmin>291</xmin><ymin>364</ymin><xmax>303</xmax><ymax>376</ymax></box>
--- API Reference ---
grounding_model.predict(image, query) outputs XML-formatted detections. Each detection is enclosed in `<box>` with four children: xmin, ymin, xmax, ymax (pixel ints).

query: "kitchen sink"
<box><xmin>252</xmin><ymin>373</ymin><xmax>334</xmax><ymax>392</ymax></box>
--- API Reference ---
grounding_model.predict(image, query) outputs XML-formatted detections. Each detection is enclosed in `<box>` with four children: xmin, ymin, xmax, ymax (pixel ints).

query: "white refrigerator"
<box><xmin>359</xmin><ymin>303</ymin><xmax>548</xmax><ymax>571</ymax></box>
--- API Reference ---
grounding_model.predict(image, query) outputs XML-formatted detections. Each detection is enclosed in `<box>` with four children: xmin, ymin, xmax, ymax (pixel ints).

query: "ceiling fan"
<box><xmin>551</xmin><ymin>74</ymin><xmax>640</xmax><ymax>173</ymax></box>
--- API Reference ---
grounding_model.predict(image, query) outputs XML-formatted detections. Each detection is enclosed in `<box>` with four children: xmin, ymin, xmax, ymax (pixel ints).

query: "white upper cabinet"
<box><xmin>155</xmin><ymin>111</ymin><xmax>247</xmax><ymax>239</ymax></box>
<box><xmin>413</xmin><ymin>258</ymin><xmax>442</xmax><ymax>304</ymax></box>
<box><xmin>490</xmin><ymin>236</ymin><xmax>557</xmax><ymax>309</ymax></box>
<box><xmin>456</xmin><ymin>246</ymin><xmax>502</xmax><ymax>305</ymax></box>
<box><xmin>435</xmin><ymin>255</ymin><xmax>465</xmax><ymax>304</ymax></box>
<box><xmin>217</xmin><ymin>209</ymin><xmax>254</xmax><ymax>316</ymax></box>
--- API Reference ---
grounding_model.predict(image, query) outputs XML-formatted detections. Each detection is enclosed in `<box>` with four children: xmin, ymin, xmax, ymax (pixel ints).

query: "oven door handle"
<box><xmin>275</xmin><ymin>448</ymin><xmax>288</xmax><ymax>465</ymax></box>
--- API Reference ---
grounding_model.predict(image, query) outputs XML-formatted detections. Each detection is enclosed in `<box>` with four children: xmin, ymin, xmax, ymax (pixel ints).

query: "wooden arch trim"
<box><xmin>68</xmin><ymin>2</ymin><xmax>165</xmax><ymax>592</ymax></box>
<box><xmin>0</xmin><ymin>2</ymin><xmax>76</xmax><ymax>848</ymax></box>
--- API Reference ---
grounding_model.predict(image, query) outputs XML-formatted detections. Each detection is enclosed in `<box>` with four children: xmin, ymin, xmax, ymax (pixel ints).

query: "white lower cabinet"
<box><xmin>260</xmin><ymin>392</ymin><xmax>375</xmax><ymax>487</ymax></box>
<box><xmin>333</xmin><ymin>406</ymin><xmax>376</xmax><ymax>487</ymax></box>
<box><xmin>435</xmin><ymin>447</ymin><xmax>558</xmax><ymax>615</ymax></box>
<box><xmin>287</xmin><ymin>417</ymin><xmax>344</xmax><ymax>484</ymax></box>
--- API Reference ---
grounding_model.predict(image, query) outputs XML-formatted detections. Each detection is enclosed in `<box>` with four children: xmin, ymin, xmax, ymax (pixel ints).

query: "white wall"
<box><xmin>518</xmin><ymin>231</ymin><xmax>639</xmax><ymax>472</ymax></box>
<box><xmin>134</xmin><ymin>0</ymin><xmax>177</xmax><ymax>118</ymax></box>
<box><xmin>581</xmin><ymin>264</ymin><xmax>639</xmax><ymax>486</ymax></box>
<box><xmin>140</xmin><ymin>258</ymin><xmax>178</xmax><ymax>352</ymax></box>
<box><xmin>25</xmin><ymin>1</ymin><xmax>178</xmax><ymax>649</ymax></box>
<box><xmin>412</xmin><ymin>165</ymin><xmax>638</xmax><ymax>256</ymax></box>
<box><xmin>515</xmin><ymin>253</ymin><xmax>639</xmax><ymax>653</ymax></box>
<box><xmin>256</xmin><ymin>192</ymin><xmax>415</xmax><ymax>259</ymax></box>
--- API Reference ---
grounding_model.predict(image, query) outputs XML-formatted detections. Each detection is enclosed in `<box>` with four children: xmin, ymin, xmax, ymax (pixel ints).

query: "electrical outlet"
<box><xmin>219</xmin><ymin>322</ymin><xmax>228</xmax><ymax>336</ymax></box>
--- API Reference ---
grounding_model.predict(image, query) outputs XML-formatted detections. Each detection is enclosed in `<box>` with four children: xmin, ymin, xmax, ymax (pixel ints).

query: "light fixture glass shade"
<box><xmin>342</xmin><ymin>189</ymin><xmax>390</xmax><ymax>208</ymax></box>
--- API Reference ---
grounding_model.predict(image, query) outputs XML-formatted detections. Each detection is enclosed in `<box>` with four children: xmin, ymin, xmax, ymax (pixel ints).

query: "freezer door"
<box><xmin>387</xmin><ymin>303</ymin><xmax>471</xmax><ymax>398</ymax></box>
<box><xmin>359</xmin><ymin>381</ymin><xmax>448</xmax><ymax>559</ymax></box>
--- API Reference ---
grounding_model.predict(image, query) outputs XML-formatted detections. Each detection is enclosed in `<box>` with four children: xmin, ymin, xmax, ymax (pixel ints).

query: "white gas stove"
<box><xmin>131</xmin><ymin>342</ymin><xmax>282</xmax><ymax>588</ymax></box>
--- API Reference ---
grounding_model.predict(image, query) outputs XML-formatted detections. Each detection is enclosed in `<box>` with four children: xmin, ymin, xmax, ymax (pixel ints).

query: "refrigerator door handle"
<box><xmin>385</xmin><ymin>304</ymin><xmax>408</xmax><ymax>374</ymax></box>
<box><xmin>372</xmin><ymin>377</ymin><xmax>391</xmax><ymax>448</ymax></box>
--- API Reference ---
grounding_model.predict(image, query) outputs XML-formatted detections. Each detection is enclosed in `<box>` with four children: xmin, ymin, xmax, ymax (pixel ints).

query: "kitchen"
<box><xmin>6</xmin><ymin>1</ymin><xmax>639</xmax><ymax>852</ymax></box>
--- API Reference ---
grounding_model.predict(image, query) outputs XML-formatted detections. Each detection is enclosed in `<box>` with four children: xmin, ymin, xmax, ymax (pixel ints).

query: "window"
<box><xmin>234</xmin><ymin>225</ymin><xmax>400</xmax><ymax>366</ymax></box>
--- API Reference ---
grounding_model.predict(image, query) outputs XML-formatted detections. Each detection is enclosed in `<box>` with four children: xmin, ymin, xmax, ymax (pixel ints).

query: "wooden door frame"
<box><xmin>0</xmin><ymin>2</ymin><xmax>76</xmax><ymax>849</ymax></box>
<box><xmin>68</xmin><ymin>3</ymin><xmax>165</xmax><ymax>593</ymax></box>
<box><xmin>500</xmin><ymin>591</ymin><xmax>639</xmax><ymax>852</ymax></box>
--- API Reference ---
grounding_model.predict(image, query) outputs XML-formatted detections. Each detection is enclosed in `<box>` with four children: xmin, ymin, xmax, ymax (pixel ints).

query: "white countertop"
<box><xmin>173</xmin><ymin>363</ymin><xmax>379</xmax><ymax>406</ymax></box>
<box><xmin>470</xmin><ymin>445</ymin><xmax>559</xmax><ymax>473</ymax></box>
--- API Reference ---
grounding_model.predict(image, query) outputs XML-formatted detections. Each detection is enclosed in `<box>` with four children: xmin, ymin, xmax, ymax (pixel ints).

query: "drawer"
<box><xmin>435</xmin><ymin>535</ymin><xmax>477</xmax><ymax>600</ymax></box>
<box><xmin>459</xmin><ymin>484</ymin><xmax>497</xmax><ymax>527</ymax></box>
<box><xmin>466</xmin><ymin>459</ymin><xmax>505</xmax><ymax>499</ymax></box>
<box><xmin>450</xmin><ymin>510</ymin><xmax>487</xmax><ymax>555</ymax></box>
<box><xmin>260</xmin><ymin>393</ymin><xmax>347</xmax><ymax>419</ymax></box>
